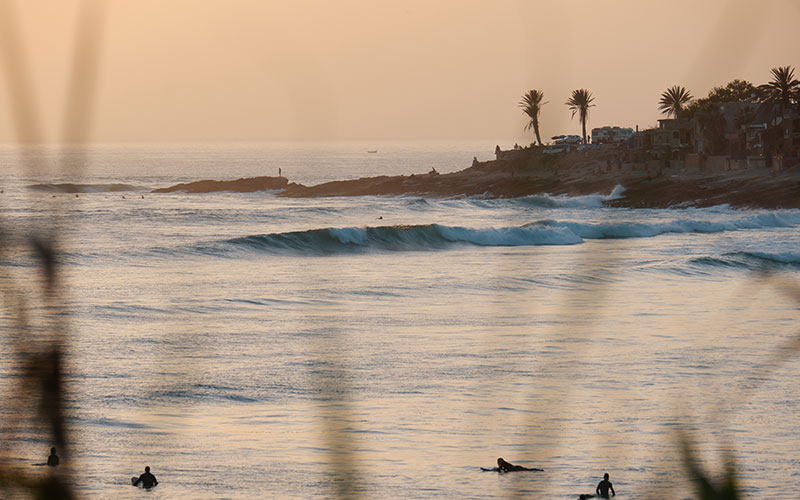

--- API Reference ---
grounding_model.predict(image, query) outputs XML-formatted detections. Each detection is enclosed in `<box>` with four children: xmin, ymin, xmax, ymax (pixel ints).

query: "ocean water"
<box><xmin>0</xmin><ymin>142</ymin><xmax>799</xmax><ymax>499</ymax></box>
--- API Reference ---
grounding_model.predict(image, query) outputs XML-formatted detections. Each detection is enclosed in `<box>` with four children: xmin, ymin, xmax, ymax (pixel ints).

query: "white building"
<box><xmin>591</xmin><ymin>126</ymin><xmax>633</xmax><ymax>144</ymax></box>
<box><xmin>551</xmin><ymin>135</ymin><xmax>582</xmax><ymax>145</ymax></box>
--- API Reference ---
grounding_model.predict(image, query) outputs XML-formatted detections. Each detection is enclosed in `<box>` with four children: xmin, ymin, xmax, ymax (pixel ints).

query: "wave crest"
<box><xmin>204</xmin><ymin>210</ymin><xmax>800</xmax><ymax>256</ymax></box>
<box><xmin>216</xmin><ymin>223</ymin><xmax>582</xmax><ymax>255</ymax></box>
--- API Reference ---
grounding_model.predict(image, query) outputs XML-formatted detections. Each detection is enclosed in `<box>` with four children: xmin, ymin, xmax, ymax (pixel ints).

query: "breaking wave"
<box><xmin>213</xmin><ymin>223</ymin><xmax>581</xmax><ymax>255</ymax></box>
<box><xmin>515</xmin><ymin>184</ymin><xmax>626</xmax><ymax>209</ymax></box>
<box><xmin>208</xmin><ymin>210</ymin><xmax>800</xmax><ymax>256</ymax></box>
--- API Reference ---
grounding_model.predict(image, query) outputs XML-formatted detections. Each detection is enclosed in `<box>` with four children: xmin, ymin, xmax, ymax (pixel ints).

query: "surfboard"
<box><xmin>132</xmin><ymin>476</ymin><xmax>158</xmax><ymax>487</ymax></box>
<box><xmin>480</xmin><ymin>466</ymin><xmax>543</xmax><ymax>472</ymax></box>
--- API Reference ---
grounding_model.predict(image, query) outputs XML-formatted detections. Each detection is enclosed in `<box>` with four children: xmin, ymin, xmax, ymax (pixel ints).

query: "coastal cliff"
<box><xmin>152</xmin><ymin>176</ymin><xmax>289</xmax><ymax>193</ymax></box>
<box><xmin>151</xmin><ymin>148</ymin><xmax>800</xmax><ymax>209</ymax></box>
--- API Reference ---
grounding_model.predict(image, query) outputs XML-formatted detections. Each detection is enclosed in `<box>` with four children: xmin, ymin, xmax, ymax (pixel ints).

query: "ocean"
<box><xmin>0</xmin><ymin>141</ymin><xmax>798</xmax><ymax>499</ymax></box>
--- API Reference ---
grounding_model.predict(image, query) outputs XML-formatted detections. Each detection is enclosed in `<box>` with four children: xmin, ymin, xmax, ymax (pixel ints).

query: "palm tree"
<box><xmin>758</xmin><ymin>66</ymin><xmax>800</xmax><ymax>115</ymax></box>
<box><xmin>565</xmin><ymin>89</ymin><xmax>594</xmax><ymax>144</ymax></box>
<box><xmin>659</xmin><ymin>85</ymin><xmax>693</xmax><ymax>118</ymax></box>
<box><xmin>519</xmin><ymin>90</ymin><xmax>547</xmax><ymax>146</ymax></box>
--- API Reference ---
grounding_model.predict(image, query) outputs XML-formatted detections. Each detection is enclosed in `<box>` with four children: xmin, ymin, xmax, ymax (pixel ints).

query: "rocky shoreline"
<box><xmin>152</xmin><ymin>149</ymin><xmax>800</xmax><ymax>209</ymax></box>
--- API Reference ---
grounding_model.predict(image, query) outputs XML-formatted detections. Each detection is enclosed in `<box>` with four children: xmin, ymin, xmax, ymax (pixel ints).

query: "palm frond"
<box><xmin>519</xmin><ymin>89</ymin><xmax>547</xmax><ymax>145</ymax></box>
<box><xmin>658</xmin><ymin>85</ymin><xmax>693</xmax><ymax>118</ymax></box>
<box><xmin>565</xmin><ymin>89</ymin><xmax>594</xmax><ymax>143</ymax></box>
<box><xmin>758</xmin><ymin>66</ymin><xmax>800</xmax><ymax>115</ymax></box>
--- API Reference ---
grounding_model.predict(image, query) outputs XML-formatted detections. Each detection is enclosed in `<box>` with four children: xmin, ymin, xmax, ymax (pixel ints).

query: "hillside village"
<box><xmin>155</xmin><ymin>68</ymin><xmax>800</xmax><ymax>208</ymax></box>
<box><xmin>504</xmin><ymin>68</ymin><xmax>800</xmax><ymax>176</ymax></box>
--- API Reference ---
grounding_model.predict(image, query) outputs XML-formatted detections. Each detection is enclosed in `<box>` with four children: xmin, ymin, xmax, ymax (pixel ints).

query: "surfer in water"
<box><xmin>496</xmin><ymin>457</ymin><xmax>542</xmax><ymax>472</ymax></box>
<box><xmin>596</xmin><ymin>472</ymin><xmax>615</xmax><ymax>498</ymax></box>
<box><xmin>133</xmin><ymin>466</ymin><xmax>158</xmax><ymax>488</ymax></box>
<box><xmin>46</xmin><ymin>447</ymin><xmax>59</xmax><ymax>467</ymax></box>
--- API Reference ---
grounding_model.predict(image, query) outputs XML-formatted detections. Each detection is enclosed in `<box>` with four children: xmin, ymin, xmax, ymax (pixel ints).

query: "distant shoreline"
<box><xmin>151</xmin><ymin>148</ymin><xmax>800</xmax><ymax>209</ymax></box>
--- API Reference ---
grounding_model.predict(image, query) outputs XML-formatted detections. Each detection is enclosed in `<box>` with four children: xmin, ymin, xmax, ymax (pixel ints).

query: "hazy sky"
<box><xmin>0</xmin><ymin>0</ymin><xmax>798</xmax><ymax>143</ymax></box>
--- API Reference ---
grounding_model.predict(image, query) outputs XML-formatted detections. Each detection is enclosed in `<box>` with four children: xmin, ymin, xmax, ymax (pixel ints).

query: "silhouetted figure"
<box><xmin>596</xmin><ymin>472</ymin><xmax>615</xmax><ymax>498</ymax></box>
<box><xmin>279</xmin><ymin>168</ymin><xmax>282</xmax><ymax>177</ymax></box>
<box><xmin>47</xmin><ymin>447</ymin><xmax>59</xmax><ymax>467</ymax></box>
<box><xmin>496</xmin><ymin>457</ymin><xmax>542</xmax><ymax>472</ymax></box>
<box><xmin>134</xmin><ymin>466</ymin><xmax>158</xmax><ymax>488</ymax></box>
<box><xmin>578</xmin><ymin>495</ymin><xmax>595</xmax><ymax>500</ymax></box>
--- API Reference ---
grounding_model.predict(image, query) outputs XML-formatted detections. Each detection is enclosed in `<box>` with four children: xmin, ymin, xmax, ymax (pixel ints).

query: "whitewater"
<box><xmin>0</xmin><ymin>141</ymin><xmax>798</xmax><ymax>499</ymax></box>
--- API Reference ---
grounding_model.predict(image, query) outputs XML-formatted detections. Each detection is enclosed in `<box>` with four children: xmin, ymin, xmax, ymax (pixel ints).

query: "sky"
<box><xmin>0</xmin><ymin>0</ymin><xmax>798</xmax><ymax>143</ymax></box>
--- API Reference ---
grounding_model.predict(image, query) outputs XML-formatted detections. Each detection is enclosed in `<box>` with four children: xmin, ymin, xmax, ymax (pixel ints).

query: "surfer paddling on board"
<box><xmin>133</xmin><ymin>466</ymin><xmax>158</xmax><ymax>488</ymax></box>
<box><xmin>497</xmin><ymin>457</ymin><xmax>542</xmax><ymax>472</ymax></box>
<box><xmin>485</xmin><ymin>457</ymin><xmax>542</xmax><ymax>472</ymax></box>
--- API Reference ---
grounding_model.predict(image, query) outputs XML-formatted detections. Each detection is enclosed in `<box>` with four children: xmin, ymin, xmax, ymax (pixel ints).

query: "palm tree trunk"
<box><xmin>581</xmin><ymin>118</ymin><xmax>587</xmax><ymax>144</ymax></box>
<box><xmin>534</xmin><ymin>122</ymin><xmax>542</xmax><ymax>146</ymax></box>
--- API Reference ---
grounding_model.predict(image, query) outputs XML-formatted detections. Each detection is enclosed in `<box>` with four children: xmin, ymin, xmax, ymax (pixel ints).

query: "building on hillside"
<box><xmin>591</xmin><ymin>126</ymin><xmax>633</xmax><ymax>145</ymax></box>
<box><xmin>761</xmin><ymin>110</ymin><xmax>800</xmax><ymax>167</ymax></box>
<box><xmin>653</xmin><ymin>118</ymin><xmax>694</xmax><ymax>160</ymax></box>
<box><xmin>543</xmin><ymin>135</ymin><xmax>582</xmax><ymax>154</ymax></box>
<box><xmin>632</xmin><ymin>129</ymin><xmax>652</xmax><ymax>150</ymax></box>
<box><xmin>551</xmin><ymin>135</ymin><xmax>582</xmax><ymax>145</ymax></box>
<box><xmin>692</xmin><ymin>101</ymin><xmax>760</xmax><ymax>157</ymax></box>
<box><xmin>745</xmin><ymin>123</ymin><xmax>768</xmax><ymax>156</ymax></box>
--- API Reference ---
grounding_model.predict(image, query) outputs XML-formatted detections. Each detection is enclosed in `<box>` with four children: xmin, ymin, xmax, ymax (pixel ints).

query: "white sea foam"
<box><xmin>516</xmin><ymin>184</ymin><xmax>626</xmax><ymax>209</ymax></box>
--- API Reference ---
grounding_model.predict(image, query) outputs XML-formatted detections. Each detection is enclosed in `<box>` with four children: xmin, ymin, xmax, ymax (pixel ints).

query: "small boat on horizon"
<box><xmin>367</xmin><ymin>150</ymin><xmax>378</xmax><ymax>154</ymax></box>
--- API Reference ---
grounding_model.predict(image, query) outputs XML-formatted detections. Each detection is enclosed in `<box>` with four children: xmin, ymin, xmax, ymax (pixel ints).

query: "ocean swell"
<box><xmin>206</xmin><ymin>210</ymin><xmax>800</xmax><ymax>256</ymax></box>
<box><xmin>689</xmin><ymin>251</ymin><xmax>800</xmax><ymax>271</ymax></box>
<box><xmin>559</xmin><ymin>211</ymin><xmax>800</xmax><ymax>239</ymax></box>
<box><xmin>215</xmin><ymin>223</ymin><xmax>582</xmax><ymax>255</ymax></box>
<box><xmin>736</xmin><ymin>251</ymin><xmax>800</xmax><ymax>267</ymax></box>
